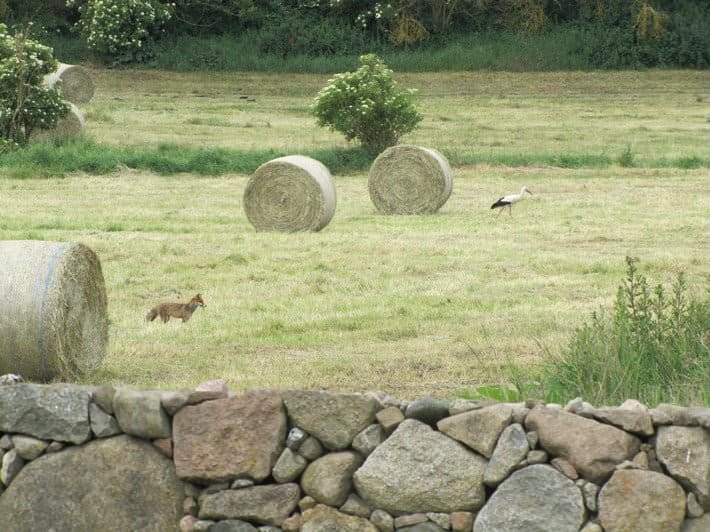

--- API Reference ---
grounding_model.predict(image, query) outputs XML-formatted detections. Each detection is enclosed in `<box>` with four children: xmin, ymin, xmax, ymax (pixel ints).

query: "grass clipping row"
<box><xmin>43</xmin><ymin>63</ymin><xmax>95</xmax><ymax>104</ymax></box>
<box><xmin>0</xmin><ymin>241</ymin><xmax>108</xmax><ymax>382</ymax></box>
<box><xmin>244</xmin><ymin>155</ymin><xmax>337</xmax><ymax>232</ymax></box>
<box><xmin>368</xmin><ymin>145</ymin><xmax>453</xmax><ymax>214</ymax></box>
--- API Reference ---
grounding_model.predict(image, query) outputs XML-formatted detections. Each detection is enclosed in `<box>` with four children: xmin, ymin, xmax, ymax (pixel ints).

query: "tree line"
<box><xmin>0</xmin><ymin>1</ymin><xmax>707</xmax><ymax>68</ymax></box>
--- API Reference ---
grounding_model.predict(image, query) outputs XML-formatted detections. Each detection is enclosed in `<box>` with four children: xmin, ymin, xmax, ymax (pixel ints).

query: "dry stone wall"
<box><xmin>0</xmin><ymin>379</ymin><xmax>708</xmax><ymax>532</ymax></box>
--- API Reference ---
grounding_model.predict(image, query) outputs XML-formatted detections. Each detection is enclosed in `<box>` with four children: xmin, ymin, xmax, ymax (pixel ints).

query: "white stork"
<box><xmin>491</xmin><ymin>186</ymin><xmax>533</xmax><ymax>216</ymax></box>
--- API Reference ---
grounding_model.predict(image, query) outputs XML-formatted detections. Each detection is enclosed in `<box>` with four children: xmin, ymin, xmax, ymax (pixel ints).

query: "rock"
<box><xmin>89</xmin><ymin>402</ymin><xmax>122</xmax><ymax>438</ymax></box>
<box><xmin>301</xmin><ymin>451</ymin><xmax>363</xmax><ymax>506</ymax></box>
<box><xmin>174</xmin><ymin>389</ymin><xmax>286</xmax><ymax>483</ymax></box>
<box><xmin>394</xmin><ymin>513</ymin><xmax>428</xmax><ymax>527</ymax></box>
<box><xmin>550</xmin><ymin>457</ymin><xmax>579</xmax><ymax>480</ymax></box>
<box><xmin>1</xmin><ymin>449</ymin><xmax>24</xmax><ymax>485</ymax></box>
<box><xmin>339</xmin><ymin>493</ymin><xmax>372</xmax><ymax>518</ymax></box>
<box><xmin>450</xmin><ymin>511</ymin><xmax>474</xmax><ymax>532</ymax></box>
<box><xmin>473</xmin><ymin>464</ymin><xmax>585</xmax><ymax>532</ymax></box>
<box><xmin>272</xmin><ymin>448</ymin><xmax>308</xmax><ymax>483</ymax></box>
<box><xmin>45</xmin><ymin>441</ymin><xmax>64</xmax><ymax>453</ymax></box>
<box><xmin>652</xmin><ymin>404</ymin><xmax>710</xmax><ymax>428</ymax></box>
<box><xmin>352</xmin><ymin>424</ymin><xmax>386</xmax><ymax>456</ymax></box>
<box><xmin>579</xmin><ymin>402</ymin><xmax>654</xmax><ymax>437</ymax></box>
<box><xmin>113</xmin><ymin>389</ymin><xmax>171</xmax><ymax>439</ymax></box>
<box><xmin>687</xmin><ymin>492</ymin><xmax>704</xmax><ymax>518</ymax></box>
<box><xmin>282</xmin><ymin>513</ymin><xmax>301</xmax><ymax>532</ymax></box>
<box><xmin>437</xmin><ymin>404</ymin><xmax>513</xmax><ymax>458</ymax></box>
<box><xmin>161</xmin><ymin>389</ymin><xmax>190</xmax><ymax>416</ymax></box>
<box><xmin>525</xmin><ymin>405</ymin><xmax>640</xmax><ymax>483</ymax></box>
<box><xmin>484</xmin><ymin>423</ymin><xmax>529</xmax><ymax>486</ymax></box>
<box><xmin>297</xmin><ymin>436</ymin><xmax>325</xmax><ymax>461</ymax></box>
<box><xmin>370</xmin><ymin>508</ymin><xmax>394</xmax><ymax>531</ymax></box>
<box><xmin>181</xmin><ymin>515</ymin><xmax>199</xmax><ymax>532</ymax></box>
<box><xmin>301</xmin><ymin>504</ymin><xmax>378</xmax><ymax>532</ymax></box>
<box><xmin>231</xmin><ymin>479</ymin><xmax>255</xmax><ymax>489</ymax></box>
<box><xmin>527</xmin><ymin>449</ymin><xmax>548</xmax><ymax>464</ymax></box>
<box><xmin>209</xmin><ymin>520</ymin><xmax>259</xmax><ymax>531</ymax></box>
<box><xmin>354</xmin><ymin>419</ymin><xmax>487</xmax><ymax>514</ymax></box>
<box><xmin>580</xmin><ymin>523</ymin><xmax>602</xmax><ymax>532</ymax></box>
<box><xmin>187</xmin><ymin>379</ymin><xmax>228</xmax><ymax>404</ymax></box>
<box><xmin>283</xmin><ymin>390</ymin><xmax>380</xmax><ymax>450</ymax></box>
<box><xmin>0</xmin><ymin>434</ymin><xmax>12</xmax><ymax>449</ymax></box>
<box><xmin>299</xmin><ymin>495</ymin><xmax>317</xmax><ymax>512</ymax></box>
<box><xmin>598</xmin><ymin>469</ymin><xmax>686</xmax><ymax>532</ymax></box>
<box><xmin>631</xmin><ymin>450</ymin><xmax>649</xmax><ymax>469</ymax></box>
<box><xmin>91</xmin><ymin>385</ymin><xmax>116</xmax><ymax>414</ymax></box>
<box><xmin>449</xmin><ymin>399</ymin><xmax>488</xmax><ymax>416</ymax></box>
<box><xmin>526</xmin><ymin>430</ymin><xmax>538</xmax><ymax>449</ymax></box>
<box><xmin>582</xmin><ymin>481</ymin><xmax>599</xmax><ymax>512</ymax></box>
<box><xmin>426</xmin><ymin>512</ymin><xmax>450</xmax><ymax>530</ymax></box>
<box><xmin>184</xmin><ymin>496</ymin><xmax>199</xmax><ymax>516</ymax></box>
<box><xmin>682</xmin><ymin>515</ymin><xmax>710</xmax><ymax>532</ymax></box>
<box><xmin>398</xmin><ymin>523</ymin><xmax>446</xmax><ymax>532</ymax></box>
<box><xmin>203</xmin><ymin>482</ymin><xmax>230</xmax><ymax>495</ymax></box>
<box><xmin>11</xmin><ymin>435</ymin><xmax>48</xmax><ymax>460</ymax></box>
<box><xmin>0</xmin><ymin>435</ymin><xmax>183</xmax><ymax>531</ymax></box>
<box><xmin>153</xmin><ymin>437</ymin><xmax>173</xmax><ymax>458</ymax></box>
<box><xmin>199</xmin><ymin>483</ymin><xmax>300</xmax><ymax>527</ymax></box>
<box><xmin>656</xmin><ymin>426</ymin><xmax>709</xmax><ymax>510</ymax></box>
<box><xmin>376</xmin><ymin>406</ymin><xmax>405</xmax><ymax>434</ymax></box>
<box><xmin>0</xmin><ymin>383</ymin><xmax>91</xmax><ymax>444</ymax></box>
<box><xmin>286</xmin><ymin>427</ymin><xmax>307</xmax><ymax>450</ymax></box>
<box><xmin>405</xmin><ymin>398</ymin><xmax>451</xmax><ymax>427</ymax></box>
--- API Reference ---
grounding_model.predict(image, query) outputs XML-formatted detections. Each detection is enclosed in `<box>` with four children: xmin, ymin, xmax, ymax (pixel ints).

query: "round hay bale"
<box><xmin>368</xmin><ymin>145</ymin><xmax>453</xmax><ymax>215</ymax></box>
<box><xmin>30</xmin><ymin>103</ymin><xmax>85</xmax><ymax>144</ymax></box>
<box><xmin>43</xmin><ymin>63</ymin><xmax>95</xmax><ymax>104</ymax></box>
<box><xmin>0</xmin><ymin>241</ymin><xmax>108</xmax><ymax>382</ymax></box>
<box><xmin>244</xmin><ymin>155</ymin><xmax>337</xmax><ymax>232</ymax></box>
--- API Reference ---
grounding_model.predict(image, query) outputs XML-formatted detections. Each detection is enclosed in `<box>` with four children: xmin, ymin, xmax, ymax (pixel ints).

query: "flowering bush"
<box><xmin>311</xmin><ymin>54</ymin><xmax>422</xmax><ymax>154</ymax></box>
<box><xmin>67</xmin><ymin>0</ymin><xmax>173</xmax><ymax>63</ymax></box>
<box><xmin>0</xmin><ymin>24</ymin><xmax>69</xmax><ymax>146</ymax></box>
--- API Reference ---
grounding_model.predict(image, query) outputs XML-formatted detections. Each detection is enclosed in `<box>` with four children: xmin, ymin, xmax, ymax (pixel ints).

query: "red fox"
<box><xmin>146</xmin><ymin>294</ymin><xmax>206</xmax><ymax>323</ymax></box>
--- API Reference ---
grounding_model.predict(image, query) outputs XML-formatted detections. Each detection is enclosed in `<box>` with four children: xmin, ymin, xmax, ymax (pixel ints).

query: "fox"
<box><xmin>146</xmin><ymin>294</ymin><xmax>206</xmax><ymax>323</ymax></box>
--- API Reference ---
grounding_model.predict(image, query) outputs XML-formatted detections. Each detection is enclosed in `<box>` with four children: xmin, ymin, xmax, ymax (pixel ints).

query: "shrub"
<box><xmin>0</xmin><ymin>24</ymin><xmax>69</xmax><ymax>146</ymax></box>
<box><xmin>538</xmin><ymin>257</ymin><xmax>709</xmax><ymax>406</ymax></box>
<box><xmin>67</xmin><ymin>0</ymin><xmax>173</xmax><ymax>63</ymax></box>
<box><xmin>311</xmin><ymin>54</ymin><xmax>422</xmax><ymax>154</ymax></box>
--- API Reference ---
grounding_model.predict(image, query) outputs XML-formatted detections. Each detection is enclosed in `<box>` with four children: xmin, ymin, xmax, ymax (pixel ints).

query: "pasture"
<box><xmin>1</xmin><ymin>69</ymin><xmax>708</xmax><ymax>400</ymax></box>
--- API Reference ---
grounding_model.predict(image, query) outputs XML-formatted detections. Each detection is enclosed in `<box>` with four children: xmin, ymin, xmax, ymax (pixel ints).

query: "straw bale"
<box><xmin>0</xmin><ymin>241</ymin><xmax>108</xmax><ymax>382</ymax></box>
<box><xmin>43</xmin><ymin>63</ymin><xmax>95</xmax><ymax>104</ymax></box>
<box><xmin>244</xmin><ymin>155</ymin><xmax>337</xmax><ymax>232</ymax></box>
<box><xmin>368</xmin><ymin>145</ymin><xmax>453</xmax><ymax>214</ymax></box>
<box><xmin>30</xmin><ymin>103</ymin><xmax>84</xmax><ymax>144</ymax></box>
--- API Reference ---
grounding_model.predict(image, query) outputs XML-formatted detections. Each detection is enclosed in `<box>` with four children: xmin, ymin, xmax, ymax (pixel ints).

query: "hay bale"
<box><xmin>0</xmin><ymin>241</ymin><xmax>108</xmax><ymax>382</ymax></box>
<box><xmin>368</xmin><ymin>145</ymin><xmax>453</xmax><ymax>215</ymax></box>
<box><xmin>30</xmin><ymin>103</ymin><xmax>85</xmax><ymax>144</ymax></box>
<box><xmin>244</xmin><ymin>155</ymin><xmax>337</xmax><ymax>232</ymax></box>
<box><xmin>43</xmin><ymin>63</ymin><xmax>95</xmax><ymax>104</ymax></box>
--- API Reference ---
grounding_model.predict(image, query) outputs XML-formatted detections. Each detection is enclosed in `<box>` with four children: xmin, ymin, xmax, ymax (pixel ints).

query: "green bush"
<box><xmin>67</xmin><ymin>0</ymin><xmax>172</xmax><ymax>63</ymax></box>
<box><xmin>311</xmin><ymin>54</ymin><xmax>422</xmax><ymax>154</ymax></box>
<box><xmin>537</xmin><ymin>257</ymin><xmax>709</xmax><ymax>406</ymax></box>
<box><xmin>0</xmin><ymin>24</ymin><xmax>69</xmax><ymax>146</ymax></box>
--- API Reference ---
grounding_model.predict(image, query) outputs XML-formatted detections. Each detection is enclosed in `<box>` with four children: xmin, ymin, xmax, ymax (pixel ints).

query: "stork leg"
<box><xmin>508</xmin><ymin>205</ymin><xmax>513</xmax><ymax>216</ymax></box>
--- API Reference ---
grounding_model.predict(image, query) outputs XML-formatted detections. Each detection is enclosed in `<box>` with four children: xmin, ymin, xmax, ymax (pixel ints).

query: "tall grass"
<box><xmin>529</xmin><ymin>257</ymin><xmax>709</xmax><ymax>406</ymax></box>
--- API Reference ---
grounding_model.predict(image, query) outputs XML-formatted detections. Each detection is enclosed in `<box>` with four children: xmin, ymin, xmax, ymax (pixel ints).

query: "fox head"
<box><xmin>192</xmin><ymin>294</ymin><xmax>206</xmax><ymax>307</ymax></box>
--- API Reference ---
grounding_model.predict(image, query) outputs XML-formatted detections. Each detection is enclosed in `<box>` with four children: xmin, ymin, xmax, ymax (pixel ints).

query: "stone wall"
<box><xmin>0</xmin><ymin>380</ymin><xmax>708</xmax><ymax>532</ymax></box>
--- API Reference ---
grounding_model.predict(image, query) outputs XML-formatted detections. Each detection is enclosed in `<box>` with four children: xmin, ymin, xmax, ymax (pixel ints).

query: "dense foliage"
<box><xmin>1</xmin><ymin>1</ymin><xmax>707</xmax><ymax>67</ymax></box>
<box><xmin>0</xmin><ymin>23</ymin><xmax>68</xmax><ymax>148</ymax></box>
<box><xmin>312</xmin><ymin>54</ymin><xmax>422</xmax><ymax>153</ymax></box>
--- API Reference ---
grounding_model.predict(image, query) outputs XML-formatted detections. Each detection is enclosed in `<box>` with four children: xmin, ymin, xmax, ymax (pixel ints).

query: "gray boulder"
<box><xmin>656</xmin><ymin>425</ymin><xmax>710</xmax><ymax>510</ymax></box>
<box><xmin>473</xmin><ymin>465</ymin><xmax>586</xmax><ymax>532</ymax></box>
<box><xmin>404</xmin><ymin>398</ymin><xmax>451</xmax><ymax>427</ymax></box>
<box><xmin>301</xmin><ymin>451</ymin><xmax>363</xmax><ymax>506</ymax></box>
<box><xmin>89</xmin><ymin>402</ymin><xmax>121</xmax><ymax>438</ymax></box>
<box><xmin>283</xmin><ymin>390</ymin><xmax>380</xmax><ymax>450</ymax></box>
<box><xmin>0</xmin><ymin>383</ymin><xmax>90</xmax><ymax>444</ymax></box>
<box><xmin>437</xmin><ymin>404</ymin><xmax>513</xmax><ymax>458</ymax></box>
<box><xmin>11</xmin><ymin>435</ymin><xmax>48</xmax><ymax>461</ymax></box>
<box><xmin>484</xmin><ymin>423</ymin><xmax>529</xmax><ymax>486</ymax></box>
<box><xmin>525</xmin><ymin>405</ymin><xmax>640</xmax><ymax>483</ymax></box>
<box><xmin>682</xmin><ymin>515</ymin><xmax>710</xmax><ymax>532</ymax></box>
<box><xmin>272</xmin><ymin>448</ymin><xmax>308</xmax><ymax>484</ymax></box>
<box><xmin>113</xmin><ymin>388</ymin><xmax>171</xmax><ymax>439</ymax></box>
<box><xmin>598</xmin><ymin>469</ymin><xmax>686</xmax><ymax>532</ymax></box>
<box><xmin>199</xmin><ymin>484</ymin><xmax>300</xmax><ymax>527</ymax></box>
<box><xmin>0</xmin><ymin>435</ymin><xmax>183</xmax><ymax>531</ymax></box>
<box><xmin>354</xmin><ymin>419</ymin><xmax>487</xmax><ymax>514</ymax></box>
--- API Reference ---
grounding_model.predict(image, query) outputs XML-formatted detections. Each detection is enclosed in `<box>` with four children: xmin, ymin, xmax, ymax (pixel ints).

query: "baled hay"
<box><xmin>0</xmin><ymin>241</ymin><xmax>108</xmax><ymax>382</ymax></box>
<box><xmin>43</xmin><ymin>63</ymin><xmax>95</xmax><ymax>104</ymax></box>
<box><xmin>244</xmin><ymin>155</ymin><xmax>337</xmax><ymax>232</ymax></box>
<box><xmin>30</xmin><ymin>103</ymin><xmax>84</xmax><ymax>144</ymax></box>
<box><xmin>368</xmin><ymin>145</ymin><xmax>453</xmax><ymax>215</ymax></box>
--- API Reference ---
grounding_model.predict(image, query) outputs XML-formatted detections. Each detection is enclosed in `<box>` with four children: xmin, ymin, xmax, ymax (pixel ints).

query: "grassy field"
<box><xmin>1</xmin><ymin>69</ymin><xmax>708</xmax><ymax>400</ymax></box>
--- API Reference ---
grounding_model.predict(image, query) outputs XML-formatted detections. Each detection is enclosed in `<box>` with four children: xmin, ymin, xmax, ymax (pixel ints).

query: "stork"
<box><xmin>491</xmin><ymin>186</ymin><xmax>533</xmax><ymax>216</ymax></box>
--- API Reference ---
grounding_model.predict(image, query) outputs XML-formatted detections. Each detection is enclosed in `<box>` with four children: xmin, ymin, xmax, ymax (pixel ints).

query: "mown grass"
<box><xmin>1</xmin><ymin>69</ymin><xmax>708</xmax><ymax>404</ymax></box>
